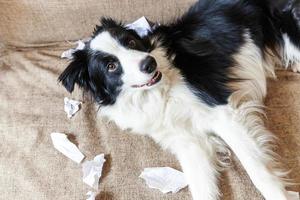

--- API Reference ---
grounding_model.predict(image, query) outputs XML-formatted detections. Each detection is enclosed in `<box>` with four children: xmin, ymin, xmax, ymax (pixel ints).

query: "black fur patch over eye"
<box><xmin>58</xmin><ymin>49</ymin><xmax>124</xmax><ymax>105</ymax></box>
<box><xmin>93</xmin><ymin>17</ymin><xmax>153</xmax><ymax>52</ymax></box>
<box><xmin>86</xmin><ymin>52</ymin><xmax>123</xmax><ymax>105</ymax></box>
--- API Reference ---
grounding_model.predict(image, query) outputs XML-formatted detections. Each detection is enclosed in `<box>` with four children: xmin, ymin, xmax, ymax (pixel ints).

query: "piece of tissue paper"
<box><xmin>126</xmin><ymin>16</ymin><xmax>153</xmax><ymax>37</ymax></box>
<box><xmin>61</xmin><ymin>40</ymin><xmax>86</xmax><ymax>59</ymax></box>
<box><xmin>86</xmin><ymin>191</ymin><xmax>96</xmax><ymax>200</ymax></box>
<box><xmin>288</xmin><ymin>191</ymin><xmax>299</xmax><ymax>200</ymax></box>
<box><xmin>139</xmin><ymin>167</ymin><xmax>188</xmax><ymax>194</ymax></box>
<box><xmin>82</xmin><ymin>154</ymin><xmax>106</xmax><ymax>189</ymax></box>
<box><xmin>64</xmin><ymin>97</ymin><xmax>82</xmax><ymax>118</ymax></box>
<box><xmin>50</xmin><ymin>132</ymin><xmax>85</xmax><ymax>164</ymax></box>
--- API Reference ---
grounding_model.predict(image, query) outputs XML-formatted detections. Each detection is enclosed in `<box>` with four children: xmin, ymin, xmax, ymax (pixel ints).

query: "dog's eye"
<box><xmin>107</xmin><ymin>63</ymin><xmax>117</xmax><ymax>72</ymax></box>
<box><xmin>128</xmin><ymin>40</ymin><xmax>136</xmax><ymax>48</ymax></box>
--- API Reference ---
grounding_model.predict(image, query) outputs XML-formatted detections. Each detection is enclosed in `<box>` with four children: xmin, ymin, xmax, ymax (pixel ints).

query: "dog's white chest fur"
<box><xmin>100</xmin><ymin>64</ymin><xmax>214</xmax><ymax>147</ymax></box>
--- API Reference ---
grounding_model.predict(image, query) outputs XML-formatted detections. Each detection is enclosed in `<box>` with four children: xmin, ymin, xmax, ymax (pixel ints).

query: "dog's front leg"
<box><xmin>161</xmin><ymin>135</ymin><xmax>220</xmax><ymax>200</ymax></box>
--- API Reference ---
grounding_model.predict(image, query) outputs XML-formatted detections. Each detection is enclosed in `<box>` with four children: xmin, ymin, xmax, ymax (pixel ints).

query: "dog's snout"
<box><xmin>140</xmin><ymin>56</ymin><xmax>157</xmax><ymax>74</ymax></box>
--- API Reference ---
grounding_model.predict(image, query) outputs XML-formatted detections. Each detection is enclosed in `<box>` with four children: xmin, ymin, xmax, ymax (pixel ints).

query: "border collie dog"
<box><xmin>59</xmin><ymin>0</ymin><xmax>300</xmax><ymax>199</ymax></box>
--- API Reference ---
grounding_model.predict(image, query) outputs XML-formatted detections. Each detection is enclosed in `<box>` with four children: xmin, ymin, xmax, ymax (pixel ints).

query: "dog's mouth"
<box><xmin>132</xmin><ymin>71</ymin><xmax>162</xmax><ymax>88</ymax></box>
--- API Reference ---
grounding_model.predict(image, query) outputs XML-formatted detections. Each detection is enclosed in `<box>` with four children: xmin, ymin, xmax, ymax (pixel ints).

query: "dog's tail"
<box><xmin>258</xmin><ymin>0</ymin><xmax>300</xmax><ymax>68</ymax></box>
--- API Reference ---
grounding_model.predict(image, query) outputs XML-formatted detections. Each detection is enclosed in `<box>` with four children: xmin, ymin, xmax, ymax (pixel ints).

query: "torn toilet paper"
<box><xmin>125</xmin><ymin>16</ymin><xmax>152</xmax><ymax>37</ymax></box>
<box><xmin>86</xmin><ymin>191</ymin><xmax>96</xmax><ymax>200</ymax></box>
<box><xmin>64</xmin><ymin>97</ymin><xmax>82</xmax><ymax>118</ymax></box>
<box><xmin>139</xmin><ymin>167</ymin><xmax>188</xmax><ymax>194</ymax></box>
<box><xmin>82</xmin><ymin>154</ymin><xmax>106</xmax><ymax>189</ymax></box>
<box><xmin>61</xmin><ymin>40</ymin><xmax>85</xmax><ymax>59</ymax></box>
<box><xmin>50</xmin><ymin>132</ymin><xmax>85</xmax><ymax>164</ymax></box>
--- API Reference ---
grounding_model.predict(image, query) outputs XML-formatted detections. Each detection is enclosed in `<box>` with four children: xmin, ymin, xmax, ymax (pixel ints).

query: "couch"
<box><xmin>0</xmin><ymin>0</ymin><xmax>299</xmax><ymax>199</ymax></box>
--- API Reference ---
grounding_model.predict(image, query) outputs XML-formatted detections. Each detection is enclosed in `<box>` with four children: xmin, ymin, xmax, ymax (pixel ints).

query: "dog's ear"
<box><xmin>100</xmin><ymin>17</ymin><xmax>122</xmax><ymax>29</ymax></box>
<box><xmin>58</xmin><ymin>49</ymin><xmax>89</xmax><ymax>93</ymax></box>
<box><xmin>93</xmin><ymin>18</ymin><xmax>123</xmax><ymax>36</ymax></box>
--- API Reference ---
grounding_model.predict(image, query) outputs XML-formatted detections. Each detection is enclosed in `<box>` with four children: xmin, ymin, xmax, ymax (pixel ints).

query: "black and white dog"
<box><xmin>59</xmin><ymin>0</ymin><xmax>300</xmax><ymax>199</ymax></box>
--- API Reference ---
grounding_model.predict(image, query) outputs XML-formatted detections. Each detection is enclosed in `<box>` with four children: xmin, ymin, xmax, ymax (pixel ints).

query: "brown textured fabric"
<box><xmin>0</xmin><ymin>45</ymin><xmax>299</xmax><ymax>200</ymax></box>
<box><xmin>0</xmin><ymin>0</ymin><xmax>300</xmax><ymax>200</ymax></box>
<box><xmin>0</xmin><ymin>0</ymin><xmax>195</xmax><ymax>47</ymax></box>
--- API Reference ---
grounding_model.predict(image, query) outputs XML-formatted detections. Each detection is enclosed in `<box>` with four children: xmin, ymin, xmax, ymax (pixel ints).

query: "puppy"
<box><xmin>59</xmin><ymin>0</ymin><xmax>300</xmax><ymax>199</ymax></box>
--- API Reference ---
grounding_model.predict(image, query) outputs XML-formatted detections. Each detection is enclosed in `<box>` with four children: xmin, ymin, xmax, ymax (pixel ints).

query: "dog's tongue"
<box><xmin>147</xmin><ymin>72</ymin><xmax>159</xmax><ymax>86</ymax></box>
<box><xmin>132</xmin><ymin>71</ymin><xmax>160</xmax><ymax>88</ymax></box>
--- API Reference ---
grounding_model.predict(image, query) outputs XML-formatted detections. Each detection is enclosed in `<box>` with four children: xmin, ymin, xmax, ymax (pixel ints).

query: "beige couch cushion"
<box><xmin>0</xmin><ymin>1</ymin><xmax>299</xmax><ymax>199</ymax></box>
<box><xmin>0</xmin><ymin>0</ymin><xmax>195</xmax><ymax>47</ymax></box>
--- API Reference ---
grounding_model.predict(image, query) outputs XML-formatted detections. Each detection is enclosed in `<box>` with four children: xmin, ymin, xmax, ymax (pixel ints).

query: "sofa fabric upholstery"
<box><xmin>0</xmin><ymin>0</ymin><xmax>195</xmax><ymax>47</ymax></box>
<box><xmin>0</xmin><ymin>1</ymin><xmax>299</xmax><ymax>200</ymax></box>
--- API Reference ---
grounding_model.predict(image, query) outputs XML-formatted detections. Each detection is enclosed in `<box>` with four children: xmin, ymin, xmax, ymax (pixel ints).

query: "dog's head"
<box><xmin>58</xmin><ymin>18</ymin><xmax>163</xmax><ymax>105</ymax></box>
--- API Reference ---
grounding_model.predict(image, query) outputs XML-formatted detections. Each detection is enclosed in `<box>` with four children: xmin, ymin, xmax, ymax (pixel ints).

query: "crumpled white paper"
<box><xmin>64</xmin><ymin>97</ymin><xmax>82</xmax><ymax>118</ymax></box>
<box><xmin>288</xmin><ymin>191</ymin><xmax>299</xmax><ymax>200</ymax></box>
<box><xmin>61</xmin><ymin>40</ymin><xmax>86</xmax><ymax>59</ymax></box>
<box><xmin>126</xmin><ymin>16</ymin><xmax>152</xmax><ymax>37</ymax></box>
<box><xmin>82</xmin><ymin>154</ymin><xmax>106</xmax><ymax>189</ymax></box>
<box><xmin>139</xmin><ymin>167</ymin><xmax>188</xmax><ymax>194</ymax></box>
<box><xmin>86</xmin><ymin>191</ymin><xmax>96</xmax><ymax>200</ymax></box>
<box><xmin>50</xmin><ymin>132</ymin><xmax>85</xmax><ymax>164</ymax></box>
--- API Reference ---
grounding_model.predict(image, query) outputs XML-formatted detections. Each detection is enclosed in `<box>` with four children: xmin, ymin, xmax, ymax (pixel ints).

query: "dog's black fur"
<box><xmin>59</xmin><ymin>0</ymin><xmax>300</xmax><ymax>106</ymax></box>
<box><xmin>152</xmin><ymin>0</ymin><xmax>300</xmax><ymax>105</ymax></box>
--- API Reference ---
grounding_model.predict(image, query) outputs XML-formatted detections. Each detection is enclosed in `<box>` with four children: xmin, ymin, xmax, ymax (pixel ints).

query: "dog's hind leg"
<box><xmin>211</xmin><ymin>104</ymin><xmax>290</xmax><ymax>200</ymax></box>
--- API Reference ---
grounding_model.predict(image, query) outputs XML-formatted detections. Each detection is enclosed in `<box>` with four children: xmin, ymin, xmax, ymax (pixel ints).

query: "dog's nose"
<box><xmin>140</xmin><ymin>56</ymin><xmax>157</xmax><ymax>73</ymax></box>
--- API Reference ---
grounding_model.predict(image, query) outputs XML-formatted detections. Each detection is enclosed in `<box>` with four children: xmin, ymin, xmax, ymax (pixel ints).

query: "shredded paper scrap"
<box><xmin>82</xmin><ymin>154</ymin><xmax>106</xmax><ymax>189</ymax></box>
<box><xmin>139</xmin><ymin>167</ymin><xmax>188</xmax><ymax>194</ymax></box>
<box><xmin>125</xmin><ymin>16</ymin><xmax>152</xmax><ymax>37</ymax></box>
<box><xmin>64</xmin><ymin>97</ymin><xmax>82</xmax><ymax>118</ymax></box>
<box><xmin>61</xmin><ymin>40</ymin><xmax>85</xmax><ymax>59</ymax></box>
<box><xmin>50</xmin><ymin>132</ymin><xmax>85</xmax><ymax>164</ymax></box>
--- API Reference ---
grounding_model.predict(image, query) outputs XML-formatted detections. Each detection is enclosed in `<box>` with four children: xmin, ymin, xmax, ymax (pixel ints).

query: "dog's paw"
<box><xmin>291</xmin><ymin>63</ymin><xmax>300</xmax><ymax>73</ymax></box>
